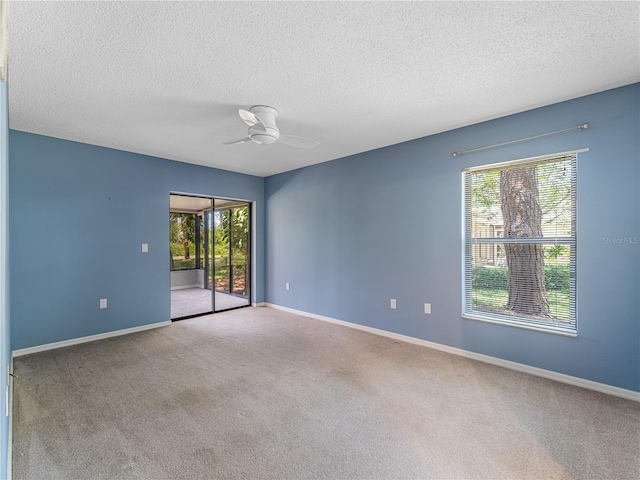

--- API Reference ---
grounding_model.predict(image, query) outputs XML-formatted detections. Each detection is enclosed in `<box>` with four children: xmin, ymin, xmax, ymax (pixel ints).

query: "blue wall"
<box><xmin>265</xmin><ymin>84</ymin><xmax>640</xmax><ymax>392</ymax></box>
<box><xmin>9</xmin><ymin>132</ymin><xmax>265</xmax><ymax>350</ymax></box>
<box><xmin>7</xmin><ymin>85</ymin><xmax>640</xmax><ymax>394</ymax></box>
<box><xmin>0</xmin><ymin>79</ymin><xmax>9</xmax><ymax>479</ymax></box>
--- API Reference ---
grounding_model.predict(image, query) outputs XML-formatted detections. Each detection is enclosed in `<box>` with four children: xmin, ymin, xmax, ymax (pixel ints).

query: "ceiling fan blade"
<box><xmin>238</xmin><ymin>109</ymin><xmax>266</xmax><ymax>130</ymax></box>
<box><xmin>278</xmin><ymin>134</ymin><xmax>319</xmax><ymax>149</ymax></box>
<box><xmin>223</xmin><ymin>137</ymin><xmax>251</xmax><ymax>145</ymax></box>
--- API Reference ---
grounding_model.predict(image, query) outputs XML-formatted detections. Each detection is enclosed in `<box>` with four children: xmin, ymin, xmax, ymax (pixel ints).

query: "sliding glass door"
<box><xmin>213</xmin><ymin>200</ymin><xmax>251</xmax><ymax>311</ymax></box>
<box><xmin>170</xmin><ymin>195</ymin><xmax>251</xmax><ymax>320</ymax></box>
<box><xmin>170</xmin><ymin>195</ymin><xmax>214</xmax><ymax>319</ymax></box>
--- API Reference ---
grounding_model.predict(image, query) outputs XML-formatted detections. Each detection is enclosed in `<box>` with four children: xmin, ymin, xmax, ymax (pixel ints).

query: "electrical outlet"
<box><xmin>141</xmin><ymin>243</ymin><xmax>148</xmax><ymax>253</ymax></box>
<box><xmin>100</xmin><ymin>298</ymin><xmax>108</xmax><ymax>309</ymax></box>
<box><xmin>390</xmin><ymin>299</ymin><xmax>397</xmax><ymax>309</ymax></box>
<box><xmin>286</xmin><ymin>282</ymin><xmax>290</xmax><ymax>291</ymax></box>
<box><xmin>424</xmin><ymin>303</ymin><xmax>431</xmax><ymax>314</ymax></box>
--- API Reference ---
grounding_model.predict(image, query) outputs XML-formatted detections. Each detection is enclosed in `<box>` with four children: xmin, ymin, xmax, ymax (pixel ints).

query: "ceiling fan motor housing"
<box><xmin>249</xmin><ymin>125</ymin><xmax>279</xmax><ymax>144</ymax></box>
<box><xmin>249</xmin><ymin>106</ymin><xmax>280</xmax><ymax>144</ymax></box>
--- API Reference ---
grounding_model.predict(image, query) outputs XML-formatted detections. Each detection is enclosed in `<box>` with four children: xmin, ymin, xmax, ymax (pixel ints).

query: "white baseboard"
<box><xmin>12</xmin><ymin>321</ymin><xmax>171</xmax><ymax>358</ymax></box>
<box><xmin>252</xmin><ymin>302</ymin><xmax>266</xmax><ymax>307</ymax></box>
<box><xmin>265</xmin><ymin>303</ymin><xmax>640</xmax><ymax>402</ymax></box>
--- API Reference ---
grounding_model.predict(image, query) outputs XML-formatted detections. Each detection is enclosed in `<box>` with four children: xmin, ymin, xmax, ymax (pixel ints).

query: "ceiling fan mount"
<box><xmin>224</xmin><ymin>105</ymin><xmax>318</xmax><ymax>149</ymax></box>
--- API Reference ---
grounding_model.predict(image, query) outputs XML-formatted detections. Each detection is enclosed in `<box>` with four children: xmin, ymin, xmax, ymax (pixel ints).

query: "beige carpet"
<box><xmin>12</xmin><ymin>307</ymin><xmax>640</xmax><ymax>479</ymax></box>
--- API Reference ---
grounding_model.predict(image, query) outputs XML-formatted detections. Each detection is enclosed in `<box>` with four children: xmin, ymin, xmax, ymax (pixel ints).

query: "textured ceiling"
<box><xmin>8</xmin><ymin>1</ymin><xmax>640</xmax><ymax>177</ymax></box>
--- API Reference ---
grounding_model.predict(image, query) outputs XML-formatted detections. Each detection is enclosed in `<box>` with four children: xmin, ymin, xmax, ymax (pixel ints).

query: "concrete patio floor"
<box><xmin>171</xmin><ymin>287</ymin><xmax>249</xmax><ymax>319</ymax></box>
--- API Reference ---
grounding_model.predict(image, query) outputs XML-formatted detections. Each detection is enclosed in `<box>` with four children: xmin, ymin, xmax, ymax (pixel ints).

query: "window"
<box><xmin>169</xmin><ymin>212</ymin><xmax>202</xmax><ymax>270</ymax></box>
<box><xmin>463</xmin><ymin>153</ymin><xmax>577</xmax><ymax>335</ymax></box>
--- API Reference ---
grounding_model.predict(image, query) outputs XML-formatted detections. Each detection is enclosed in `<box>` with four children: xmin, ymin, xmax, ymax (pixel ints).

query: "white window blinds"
<box><xmin>463</xmin><ymin>153</ymin><xmax>577</xmax><ymax>334</ymax></box>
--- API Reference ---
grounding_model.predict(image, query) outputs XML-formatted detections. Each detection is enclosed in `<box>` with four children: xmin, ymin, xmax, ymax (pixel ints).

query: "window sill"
<box><xmin>462</xmin><ymin>313</ymin><xmax>577</xmax><ymax>337</ymax></box>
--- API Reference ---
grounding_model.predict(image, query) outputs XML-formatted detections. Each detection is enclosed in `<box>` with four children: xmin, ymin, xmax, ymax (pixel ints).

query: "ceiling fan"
<box><xmin>223</xmin><ymin>105</ymin><xmax>319</xmax><ymax>149</ymax></box>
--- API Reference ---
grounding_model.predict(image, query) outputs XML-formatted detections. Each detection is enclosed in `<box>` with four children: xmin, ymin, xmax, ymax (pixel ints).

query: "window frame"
<box><xmin>169</xmin><ymin>212</ymin><xmax>201</xmax><ymax>272</ymax></box>
<box><xmin>461</xmin><ymin>149</ymin><xmax>583</xmax><ymax>337</ymax></box>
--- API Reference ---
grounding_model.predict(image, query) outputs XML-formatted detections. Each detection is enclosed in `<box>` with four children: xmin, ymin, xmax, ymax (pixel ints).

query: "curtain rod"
<box><xmin>452</xmin><ymin>123</ymin><xmax>589</xmax><ymax>157</ymax></box>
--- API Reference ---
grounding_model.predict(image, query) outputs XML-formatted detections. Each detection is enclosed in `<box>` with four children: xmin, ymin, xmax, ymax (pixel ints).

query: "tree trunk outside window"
<box><xmin>500</xmin><ymin>166</ymin><xmax>550</xmax><ymax>317</ymax></box>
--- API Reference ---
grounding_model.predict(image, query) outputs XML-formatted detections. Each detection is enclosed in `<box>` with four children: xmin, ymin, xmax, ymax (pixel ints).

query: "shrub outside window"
<box><xmin>463</xmin><ymin>152</ymin><xmax>577</xmax><ymax>335</ymax></box>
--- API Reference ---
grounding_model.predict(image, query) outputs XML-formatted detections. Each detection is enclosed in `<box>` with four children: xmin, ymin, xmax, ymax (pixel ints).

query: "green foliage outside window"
<box><xmin>472</xmin><ymin>265</ymin><xmax>570</xmax><ymax>291</ymax></box>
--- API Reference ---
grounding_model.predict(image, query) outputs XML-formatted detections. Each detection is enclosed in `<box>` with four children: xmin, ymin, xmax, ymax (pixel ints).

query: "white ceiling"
<box><xmin>8</xmin><ymin>1</ymin><xmax>640</xmax><ymax>177</ymax></box>
<box><xmin>169</xmin><ymin>194</ymin><xmax>246</xmax><ymax>213</ymax></box>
